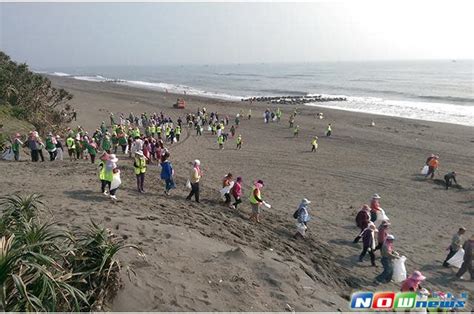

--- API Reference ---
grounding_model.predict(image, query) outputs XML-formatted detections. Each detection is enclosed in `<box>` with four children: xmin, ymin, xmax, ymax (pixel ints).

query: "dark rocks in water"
<box><xmin>241</xmin><ymin>95</ymin><xmax>346</xmax><ymax>104</ymax></box>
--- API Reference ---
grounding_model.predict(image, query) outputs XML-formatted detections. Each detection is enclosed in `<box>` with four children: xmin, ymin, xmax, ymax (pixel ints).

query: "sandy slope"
<box><xmin>0</xmin><ymin>76</ymin><xmax>472</xmax><ymax>311</ymax></box>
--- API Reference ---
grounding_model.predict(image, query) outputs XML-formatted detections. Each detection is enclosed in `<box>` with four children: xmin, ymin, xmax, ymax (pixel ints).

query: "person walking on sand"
<box><xmin>375</xmin><ymin>234</ymin><xmax>400</xmax><ymax>283</ymax></box>
<box><xmin>425</xmin><ymin>155</ymin><xmax>439</xmax><ymax>179</ymax></box>
<box><xmin>311</xmin><ymin>136</ymin><xmax>318</xmax><ymax>152</ymax></box>
<box><xmin>66</xmin><ymin>134</ymin><xmax>76</xmax><ymax>161</ymax></box>
<box><xmin>326</xmin><ymin>123</ymin><xmax>332</xmax><ymax>137</ymax></box>
<box><xmin>353</xmin><ymin>205</ymin><xmax>371</xmax><ymax>243</ymax></box>
<box><xmin>289</xmin><ymin>115</ymin><xmax>295</xmax><ymax>128</ymax></box>
<box><xmin>133</xmin><ymin>150</ymin><xmax>147</xmax><ymax>193</ymax></box>
<box><xmin>186</xmin><ymin>159</ymin><xmax>202</xmax><ymax>203</ymax></box>
<box><xmin>160</xmin><ymin>151</ymin><xmax>176</xmax><ymax>195</ymax></box>
<box><xmin>358</xmin><ymin>222</ymin><xmax>378</xmax><ymax>267</ymax></box>
<box><xmin>236</xmin><ymin>134</ymin><xmax>242</xmax><ymax>150</ymax></box>
<box><xmin>248</xmin><ymin>109</ymin><xmax>252</xmax><ymax>120</ymax></box>
<box><xmin>401</xmin><ymin>271</ymin><xmax>426</xmax><ymax>292</ymax></box>
<box><xmin>12</xmin><ymin>133</ymin><xmax>23</xmax><ymax>161</ymax></box>
<box><xmin>455</xmin><ymin>234</ymin><xmax>473</xmax><ymax>281</ymax></box>
<box><xmin>221</xmin><ymin>173</ymin><xmax>233</xmax><ymax>207</ymax></box>
<box><xmin>374</xmin><ymin>220</ymin><xmax>391</xmax><ymax>251</ymax></box>
<box><xmin>217</xmin><ymin>134</ymin><xmax>225</xmax><ymax>150</ymax></box>
<box><xmin>98</xmin><ymin>153</ymin><xmax>112</xmax><ymax>195</ymax></box>
<box><xmin>370</xmin><ymin>194</ymin><xmax>382</xmax><ymax>222</ymax></box>
<box><xmin>293</xmin><ymin>198</ymin><xmax>311</xmax><ymax>239</ymax></box>
<box><xmin>443</xmin><ymin>227</ymin><xmax>466</xmax><ymax>267</ymax></box>
<box><xmin>444</xmin><ymin>171</ymin><xmax>458</xmax><ymax>190</ymax></box>
<box><xmin>86</xmin><ymin>139</ymin><xmax>98</xmax><ymax>164</ymax></box>
<box><xmin>249</xmin><ymin>180</ymin><xmax>267</xmax><ymax>223</ymax></box>
<box><xmin>45</xmin><ymin>132</ymin><xmax>57</xmax><ymax>161</ymax></box>
<box><xmin>230</xmin><ymin>176</ymin><xmax>243</xmax><ymax>209</ymax></box>
<box><xmin>293</xmin><ymin>125</ymin><xmax>299</xmax><ymax>137</ymax></box>
<box><xmin>55</xmin><ymin>135</ymin><xmax>64</xmax><ymax>161</ymax></box>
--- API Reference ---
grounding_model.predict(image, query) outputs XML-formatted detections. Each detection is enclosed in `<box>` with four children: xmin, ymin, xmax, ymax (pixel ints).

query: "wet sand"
<box><xmin>1</xmin><ymin>75</ymin><xmax>472</xmax><ymax>311</ymax></box>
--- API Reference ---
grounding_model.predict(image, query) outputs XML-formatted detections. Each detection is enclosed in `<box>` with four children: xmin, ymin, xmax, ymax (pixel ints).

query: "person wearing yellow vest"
<box><xmin>175</xmin><ymin>125</ymin><xmax>181</xmax><ymax>142</ymax></box>
<box><xmin>311</xmin><ymin>136</ymin><xmax>318</xmax><ymax>152</ymax></box>
<box><xmin>134</xmin><ymin>150</ymin><xmax>147</xmax><ymax>193</ymax></box>
<box><xmin>217</xmin><ymin>134</ymin><xmax>224</xmax><ymax>150</ymax></box>
<box><xmin>293</xmin><ymin>125</ymin><xmax>299</xmax><ymax>137</ymax></box>
<box><xmin>236</xmin><ymin>134</ymin><xmax>242</xmax><ymax>150</ymax></box>
<box><xmin>249</xmin><ymin>180</ymin><xmax>265</xmax><ymax>223</ymax></box>
<box><xmin>186</xmin><ymin>159</ymin><xmax>202</xmax><ymax>203</ymax></box>
<box><xmin>99</xmin><ymin>152</ymin><xmax>115</xmax><ymax>195</ymax></box>
<box><xmin>326</xmin><ymin>123</ymin><xmax>332</xmax><ymax>137</ymax></box>
<box><xmin>66</xmin><ymin>135</ymin><xmax>76</xmax><ymax>161</ymax></box>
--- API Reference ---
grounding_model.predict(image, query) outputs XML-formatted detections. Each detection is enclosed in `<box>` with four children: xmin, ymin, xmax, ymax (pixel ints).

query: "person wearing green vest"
<box><xmin>66</xmin><ymin>135</ymin><xmax>76</xmax><ymax>161</ymax></box>
<box><xmin>134</xmin><ymin>150</ymin><xmax>147</xmax><ymax>193</ymax></box>
<box><xmin>175</xmin><ymin>125</ymin><xmax>181</xmax><ymax>142</ymax></box>
<box><xmin>217</xmin><ymin>134</ymin><xmax>224</xmax><ymax>150</ymax></box>
<box><xmin>165</xmin><ymin>126</ymin><xmax>171</xmax><ymax>141</ymax></box>
<box><xmin>311</xmin><ymin>136</ymin><xmax>318</xmax><ymax>152</ymax></box>
<box><xmin>293</xmin><ymin>125</ymin><xmax>299</xmax><ymax>138</ymax></box>
<box><xmin>276</xmin><ymin>108</ymin><xmax>282</xmax><ymax>122</ymax></box>
<box><xmin>102</xmin><ymin>133</ymin><xmax>112</xmax><ymax>153</ymax></box>
<box><xmin>249</xmin><ymin>180</ymin><xmax>265</xmax><ymax>223</ymax></box>
<box><xmin>236</xmin><ymin>134</ymin><xmax>242</xmax><ymax>150</ymax></box>
<box><xmin>11</xmin><ymin>133</ymin><xmax>23</xmax><ymax>161</ymax></box>
<box><xmin>132</xmin><ymin>127</ymin><xmax>140</xmax><ymax>139</ymax></box>
<box><xmin>111</xmin><ymin>132</ymin><xmax>119</xmax><ymax>154</ymax></box>
<box><xmin>100</xmin><ymin>121</ymin><xmax>107</xmax><ymax>134</ymax></box>
<box><xmin>118</xmin><ymin>134</ymin><xmax>128</xmax><ymax>154</ymax></box>
<box><xmin>157</xmin><ymin>125</ymin><xmax>162</xmax><ymax>139</ymax></box>
<box><xmin>86</xmin><ymin>140</ymin><xmax>98</xmax><ymax>164</ymax></box>
<box><xmin>45</xmin><ymin>132</ymin><xmax>57</xmax><ymax>161</ymax></box>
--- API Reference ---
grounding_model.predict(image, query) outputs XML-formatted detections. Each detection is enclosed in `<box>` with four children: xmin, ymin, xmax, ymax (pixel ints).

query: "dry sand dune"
<box><xmin>0</xmin><ymin>76</ymin><xmax>472</xmax><ymax>311</ymax></box>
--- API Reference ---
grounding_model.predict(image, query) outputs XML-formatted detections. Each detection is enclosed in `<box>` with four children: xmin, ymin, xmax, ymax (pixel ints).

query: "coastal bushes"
<box><xmin>0</xmin><ymin>194</ymin><xmax>141</xmax><ymax>311</ymax></box>
<box><xmin>0</xmin><ymin>51</ymin><xmax>74</xmax><ymax>135</ymax></box>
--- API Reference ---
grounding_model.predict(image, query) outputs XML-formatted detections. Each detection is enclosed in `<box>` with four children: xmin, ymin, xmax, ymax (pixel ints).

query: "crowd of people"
<box><xmin>3</xmin><ymin>103</ymin><xmax>472</xmax><ymax>301</ymax></box>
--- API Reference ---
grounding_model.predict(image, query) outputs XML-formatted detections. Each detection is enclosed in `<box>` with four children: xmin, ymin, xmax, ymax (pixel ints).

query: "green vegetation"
<box><xmin>0</xmin><ymin>194</ymin><xmax>142</xmax><ymax>311</ymax></box>
<box><xmin>0</xmin><ymin>51</ymin><xmax>74</xmax><ymax>136</ymax></box>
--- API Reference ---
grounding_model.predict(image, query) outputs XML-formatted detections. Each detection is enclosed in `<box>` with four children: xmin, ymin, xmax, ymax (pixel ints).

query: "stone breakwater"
<box><xmin>241</xmin><ymin>95</ymin><xmax>347</xmax><ymax>105</ymax></box>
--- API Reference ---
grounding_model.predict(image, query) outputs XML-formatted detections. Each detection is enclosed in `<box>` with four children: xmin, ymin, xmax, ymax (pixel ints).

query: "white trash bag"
<box><xmin>1</xmin><ymin>148</ymin><xmax>15</xmax><ymax>161</ymax></box>
<box><xmin>110</xmin><ymin>170</ymin><xmax>122</xmax><ymax>190</ymax></box>
<box><xmin>421</xmin><ymin>165</ymin><xmax>429</xmax><ymax>175</ymax></box>
<box><xmin>447</xmin><ymin>249</ymin><xmax>464</xmax><ymax>268</ymax></box>
<box><xmin>219</xmin><ymin>181</ymin><xmax>234</xmax><ymax>199</ymax></box>
<box><xmin>393</xmin><ymin>255</ymin><xmax>407</xmax><ymax>283</ymax></box>
<box><xmin>375</xmin><ymin>208</ymin><xmax>389</xmax><ymax>227</ymax></box>
<box><xmin>56</xmin><ymin>148</ymin><xmax>63</xmax><ymax>161</ymax></box>
<box><xmin>186</xmin><ymin>179</ymin><xmax>192</xmax><ymax>189</ymax></box>
<box><xmin>296</xmin><ymin>222</ymin><xmax>307</xmax><ymax>236</ymax></box>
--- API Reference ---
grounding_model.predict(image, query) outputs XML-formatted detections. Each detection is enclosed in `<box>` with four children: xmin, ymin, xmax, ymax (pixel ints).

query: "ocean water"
<box><xmin>37</xmin><ymin>61</ymin><xmax>474</xmax><ymax>126</ymax></box>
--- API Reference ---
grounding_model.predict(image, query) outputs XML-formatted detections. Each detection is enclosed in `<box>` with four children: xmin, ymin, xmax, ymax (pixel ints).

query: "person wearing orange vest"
<box><xmin>425</xmin><ymin>155</ymin><xmax>439</xmax><ymax>179</ymax></box>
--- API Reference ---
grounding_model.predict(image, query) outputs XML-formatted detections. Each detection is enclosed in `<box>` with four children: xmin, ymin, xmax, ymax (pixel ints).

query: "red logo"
<box><xmin>372</xmin><ymin>292</ymin><xmax>396</xmax><ymax>309</ymax></box>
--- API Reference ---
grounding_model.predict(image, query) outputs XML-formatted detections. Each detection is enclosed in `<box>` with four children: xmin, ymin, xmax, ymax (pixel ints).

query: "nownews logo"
<box><xmin>350</xmin><ymin>291</ymin><xmax>468</xmax><ymax>310</ymax></box>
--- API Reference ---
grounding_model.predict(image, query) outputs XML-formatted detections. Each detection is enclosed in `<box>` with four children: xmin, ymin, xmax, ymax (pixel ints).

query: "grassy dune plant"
<box><xmin>0</xmin><ymin>194</ymin><xmax>142</xmax><ymax>311</ymax></box>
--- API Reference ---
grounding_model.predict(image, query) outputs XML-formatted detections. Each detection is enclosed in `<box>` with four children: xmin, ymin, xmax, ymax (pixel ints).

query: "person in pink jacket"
<box><xmin>230</xmin><ymin>176</ymin><xmax>243</xmax><ymax>209</ymax></box>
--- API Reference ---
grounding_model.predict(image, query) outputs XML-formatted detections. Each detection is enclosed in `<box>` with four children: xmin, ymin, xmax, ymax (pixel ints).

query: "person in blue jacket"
<box><xmin>160</xmin><ymin>151</ymin><xmax>175</xmax><ymax>195</ymax></box>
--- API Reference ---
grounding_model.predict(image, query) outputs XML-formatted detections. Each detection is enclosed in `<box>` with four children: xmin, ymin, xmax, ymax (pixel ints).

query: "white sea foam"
<box><xmin>72</xmin><ymin>75</ymin><xmax>108</xmax><ymax>82</ymax></box>
<box><xmin>305</xmin><ymin>96</ymin><xmax>474</xmax><ymax>127</ymax></box>
<box><xmin>52</xmin><ymin>72</ymin><xmax>70</xmax><ymax>77</ymax></box>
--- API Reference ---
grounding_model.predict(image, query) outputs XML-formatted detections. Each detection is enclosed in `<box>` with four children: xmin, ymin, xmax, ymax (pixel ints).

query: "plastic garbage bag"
<box><xmin>207</xmin><ymin>126</ymin><xmax>212</xmax><ymax>131</ymax></box>
<box><xmin>421</xmin><ymin>165</ymin><xmax>429</xmax><ymax>175</ymax></box>
<box><xmin>262</xmin><ymin>201</ymin><xmax>272</xmax><ymax>209</ymax></box>
<box><xmin>186</xmin><ymin>179</ymin><xmax>192</xmax><ymax>189</ymax></box>
<box><xmin>393</xmin><ymin>255</ymin><xmax>407</xmax><ymax>283</ymax></box>
<box><xmin>1</xmin><ymin>148</ymin><xmax>14</xmax><ymax>161</ymax></box>
<box><xmin>56</xmin><ymin>148</ymin><xmax>63</xmax><ymax>161</ymax></box>
<box><xmin>110</xmin><ymin>171</ymin><xmax>121</xmax><ymax>190</ymax></box>
<box><xmin>447</xmin><ymin>249</ymin><xmax>464</xmax><ymax>268</ymax></box>
<box><xmin>374</xmin><ymin>208</ymin><xmax>389</xmax><ymax>227</ymax></box>
<box><xmin>219</xmin><ymin>181</ymin><xmax>234</xmax><ymax>197</ymax></box>
<box><xmin>173</xmin><ymin>137</ymin><xmax>177</xmax><ymax>143</ymax></box>
<box><xmin>296</xmin><ymin>222</ymin><xmax>307</xmax><ymax>236</ymax></box>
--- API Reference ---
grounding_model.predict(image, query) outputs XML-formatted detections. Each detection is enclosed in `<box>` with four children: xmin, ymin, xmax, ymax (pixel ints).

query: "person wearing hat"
<box><xmin>294</xmin><ymin>198</ymin><xmax>311</xmax><ymax>239</ymax></box>
<box><xmin>160</xmin><ymin>151</ymin><xmax>175</xmax><ymax>195</ymax></box>
<box><xmin>370</xmin><ymin>194</ymin><xmax>382</xmax><ymax>222</ymax></box>
<box><xmin>102</xmin><ymin>132</ymin><xmax>112</xmax><ymax>154</ymax></box>
<box><xmin>456</xmin><ymin>234</ymin><xmax>473</xmax><ymax>281</ymax></box>
<box><xmin>45</xmin><ymin>132</ymin><xmax>58</xmax><ymax>161</ymax></box>
<box><xmin>11</xmin><ymin>133</ymin><xmax>23</xmax><ymax>161</ymax></box>
<box><xmin>354</xmin><ymin>205</ymin><xmax>371</xmax><ymax>243</ymax></box>
<box><xmin>358</xmin><ymin>222</ymin><xmax>378</xmax><ymax>266</ymax></box>
<box><xmin>374</xmin><ymin>220</ymin><xmax>391</xmax><ymax>251</ymax></box>
<box><xmin>376</xmin><ymin>234</ymin><xmax>400</xmax><ymax>283</ymax></box>
<box><xmin>35</xmin><ymin>132</ymin><xmax>45</xmax><ymax>162</ymax></box>
<box><xmin>230</xmin><ymin>176</ymin><xmax>243</xmax><ymax>210</ymax></box>
<box><xmin>249</xmin><ymin>180</ymin><xmax>265</xmax><ymax>223</ymax></box>
<box><xmin>444</xmin><ymin>171</ymin><xmax>458</xmax><ymax>190</ymax></box>
<box><xmin>98</xmin><ymin>152</ymin><xmax>113</xmax><ymax>195</ymax></box>
<box><xmin>133</xmin><ymin>150</ymin><xmax>147</xmax><ymax>193</ymax></box>
<box><xmin>443</xmin><ymin>227</ymin><xmax>466</xmax><ymax>267</ymax></box>
<box><xmin>221</xmin><ymin>173</ymin><xmax>234</xmax><ymax>207</ymax></box>
<box><xmin>401</xmin><ymin>271</ymin><xmax>426</xmax><ymax>292</ymax></box>
<box><xmin>186</xmin><ymin>159</ymin><xmax>202</xmax><ymax>203</ymax></box>
<box><xmin>55</xmin><ymin>135</ymin><xmax>64</xmax><ymax>161</ymax></box>
<box><xmin>66</xmin><ymin>133</ymin><xmax>76</xmax><ymax>161</ymax></box>
<box><xmin>25</xmin><ymin>131</ymin><xmax>39</xmax><ymax>162</ymax></box>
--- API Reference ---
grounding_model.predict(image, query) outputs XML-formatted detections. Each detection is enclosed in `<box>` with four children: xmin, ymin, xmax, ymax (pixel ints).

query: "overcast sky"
<box><xmin>1</xmin><ymin>2</ymin><xmax>473</xmax><ymax>67</ymax></box>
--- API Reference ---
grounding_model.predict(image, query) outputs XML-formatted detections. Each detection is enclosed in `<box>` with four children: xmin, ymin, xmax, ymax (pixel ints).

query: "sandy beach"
<box><xmin>1</xmin><ymin>75</ymin><xmax>472</xmax><ymax>311</ymax></box>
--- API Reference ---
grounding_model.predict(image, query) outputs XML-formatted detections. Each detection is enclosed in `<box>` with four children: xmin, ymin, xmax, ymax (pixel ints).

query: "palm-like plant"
<box><xmin>0</xmin><ymin>194</ymin><xmax>142</xmax><ymax>311</ymax></box>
